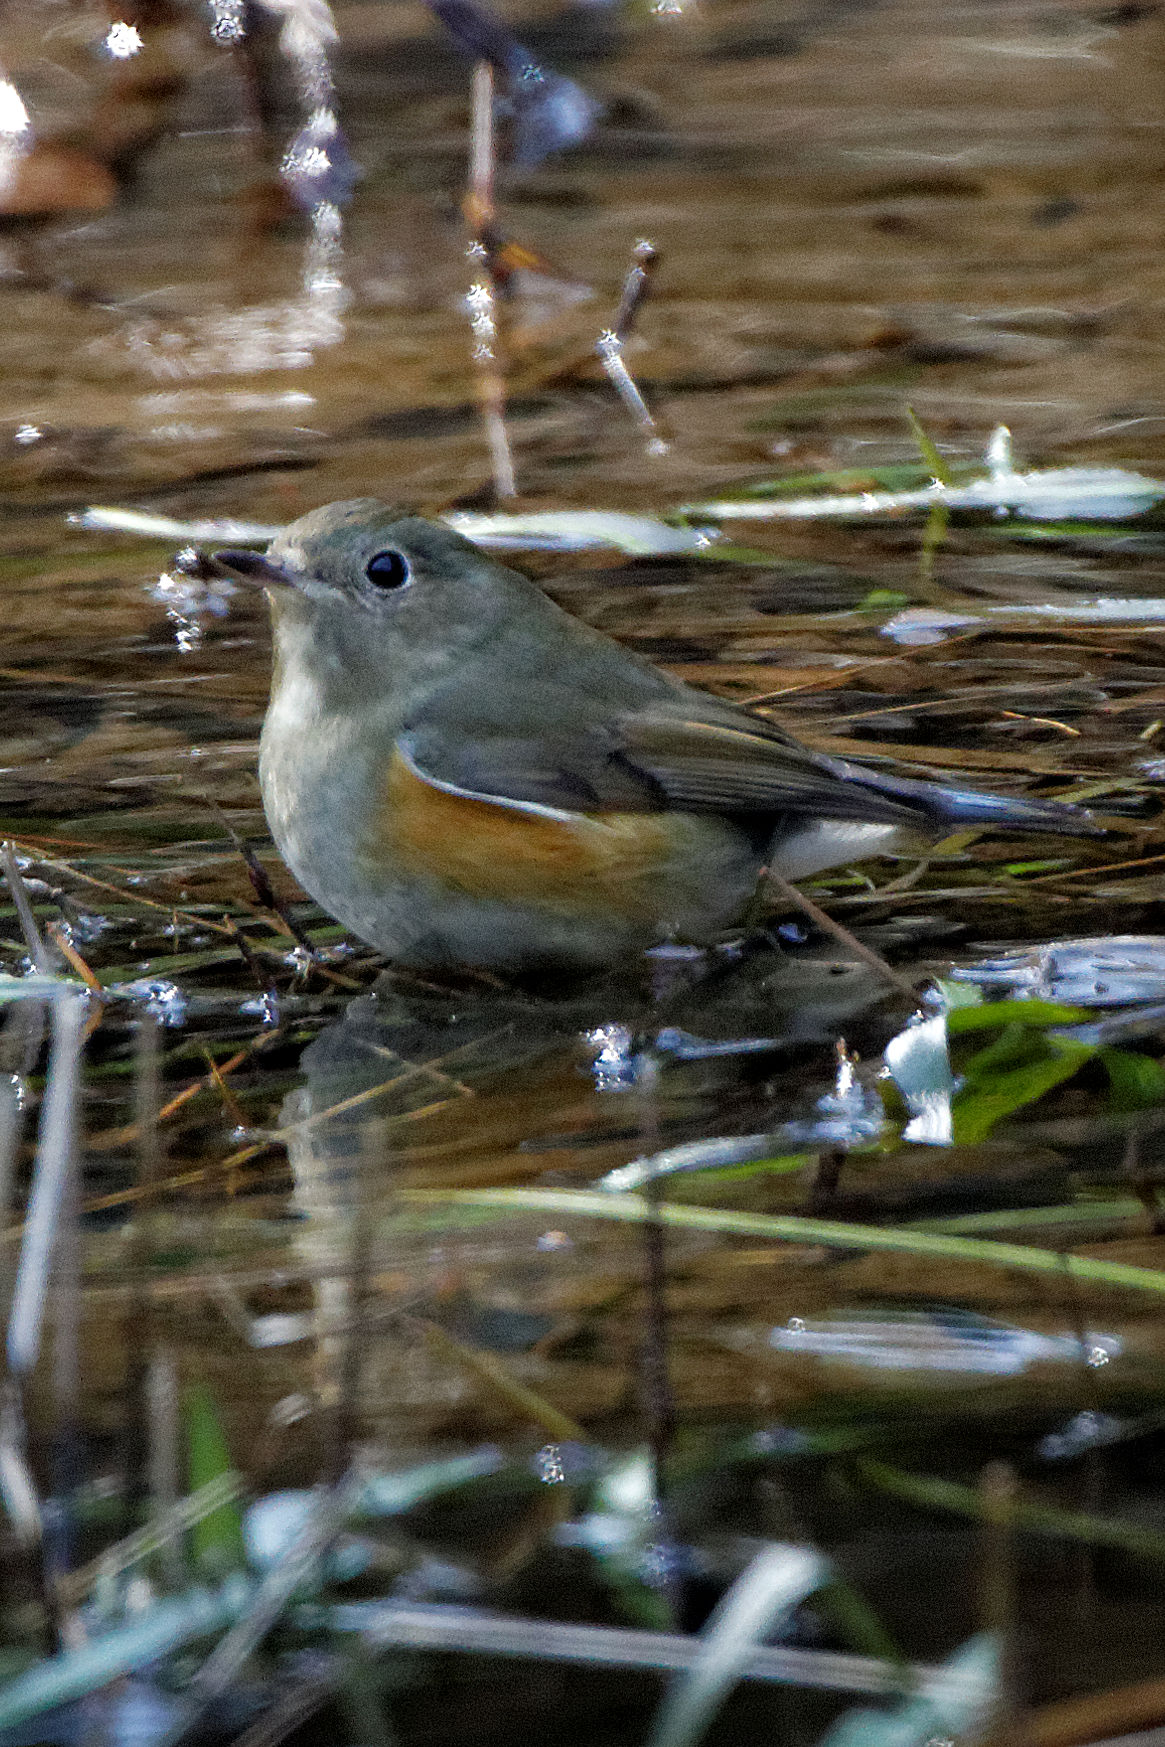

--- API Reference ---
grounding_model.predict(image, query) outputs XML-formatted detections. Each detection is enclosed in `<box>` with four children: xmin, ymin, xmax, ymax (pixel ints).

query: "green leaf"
<box><xmin>951</xmin><ymin>1039</ymin><xmax>1095</xmax><ymax>1144</ymax></box>
<box><xmin>859</xmin><ymin>588</ymin><xmax>911</xmax><ymax>610</ymax></box>
<box><xmin>958</xmin><ymin>1020</ymin><xmax>1046</xmax><ymax>1081</ymax></box>
<box><xmin>945</xmin><ymin>998</ymin><xmax>1093</xmax><ymax>1033</ymax></box>
<box><xmin>672</xmin><ymin>1152</ymin><xmax>811</xmax><ymax>1194</ymax></box>
<box><xmin>987</xmin><ymin>520</ymin><xmax>1165</xmax><ymax>541</ymax></box>
<box><xmin>185</xmin><ymin>1382</ymin><xmax>247</xmax><ymax>1576</ymax></box>
<box><xmin>1102</xmin><ymin>1048</ymin><xmax>1165</xmax><ymax>1112</ymax></box>
<box><xmin>689</xmin><ymin>541</ymin><xmax>793</xmax><ymax>564</ymax></box>
<box><xmin>693</xmin><ymin>463</ymin><xmax>934</xmax><ymax>498</ymax></box>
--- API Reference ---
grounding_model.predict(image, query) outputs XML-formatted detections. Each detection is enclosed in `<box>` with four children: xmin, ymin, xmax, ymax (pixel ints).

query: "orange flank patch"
<box><xmin>378</xmin><ymin>751</ymin><xmax>691</xmax><ymax>920</ymax></box>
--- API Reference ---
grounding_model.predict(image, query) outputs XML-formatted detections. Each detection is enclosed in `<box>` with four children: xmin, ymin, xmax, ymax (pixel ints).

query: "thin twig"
<box><xmin>0</xmin><ymin>1034</ymin><xmax>26</xmax><ymax>1301</ymax></box>
<box><xmin>59</xmin><ymin>1471</ymin><xmax>243</xmax><ymax>1610</ymax></box>
<box><xmin>88</xmin><ymin>1035</ymin><xmax>272</xmax><ymax>1154</ymax></box>
<box><xmin>331</xmin><ymin>1120</ymin><xmax>379</xmax><ymax>1478</ymax></box>
<box><xmin>147</xmin><ymin>1351</ymin><xmax>183</xmax><ymax>1593</ymax></box>
<box><xmin>613</xmin><ymin>239</ymin><xmax>660</xmax><ymax>342</ymax></box>
<box><xmin>44</xmin><ymin>924</ymin><xmax>101</xmax><ymax>993</ymax></box>
<box><xmin>221</xmin><ymin>914</ymin><xmax>279</xmax><ymax>1003</ymax></box>
<box><xmin>16</xmin><ymin>995</ymin><xmax>88</xmax><ymax>1625</ymax></box>
<box><xmin>637</xmin><ymin>1047</ymin><xmax>681</xmax><ymax>1624</ymax></box>
<box><xmin>596</xmin><ymin>240</ymin><xmax>669</xmax><ymax>455</ymax></box>
<box><xmin>6</xmin><ymin>842</ymin><xmax>281</xmax><ymax>945</ymax></box>
<box><xmin>206</xmin><ymin>798</ymin><xmax>318</xmax><ymax>956</ymax></box>
<box><xmin>68</xmin><ymin>1077</ymin><xmax>474</xmax><ymax>1221</ymax></box>
<box><xmin>324</xmin><ymin>1598</ymin><xmax>988</xmax><ymax>1702</ymax></box>
<box><xmin>465</xmin><ymin>61</ymin><xmax>516</xmax><ymax>500</ymax></box>
<box><xmin>132</xmin><ymin>1012</ymin><xmax>185</xmax><ymax>1591</ymax></box>
<box><xmin>7</xmin><ymin>993</ymin><xmax>87</xmax><ymax>1376</ymax></box>
<box><xmin>979</xmin><ymin>1461</ymin><xmax>1020</xmax><ymax>1739</ymax></box>
<box><xmin>410</xmin><ymin>1315</ymin><xmax>586</xmax><ymax>1442</ymax></box>
<box><xmin>203</xmin><ymin>1047</ymin><xmax>247</xmax><ymax>1137</ymax></box>
<box><xmin>2</xmin><ymin>843</ymin><xmax>57</xmax><ymax>974</ymax></box>
<box><xmin>0</xmin><ymin>1383</ymin><xmax>42</xmax><ymax>1547</ymax></box>
<box><xmin>759</xmin><ymin>867</ymin><xmax>920</xmax><ymax>1002</ymax></box>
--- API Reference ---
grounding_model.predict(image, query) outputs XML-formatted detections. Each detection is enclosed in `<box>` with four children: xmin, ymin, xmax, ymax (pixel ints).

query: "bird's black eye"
<box><xmin>365</xmin><ymin>549</ymin><xmax>411</xmax><ymax>589</ymax></box>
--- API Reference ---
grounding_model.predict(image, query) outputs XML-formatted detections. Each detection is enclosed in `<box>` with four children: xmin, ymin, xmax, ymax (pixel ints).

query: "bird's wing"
<box><xmin>400</xmin><ymin>685</ymin><xmax>921</xmax><ymax>826</ymax></box>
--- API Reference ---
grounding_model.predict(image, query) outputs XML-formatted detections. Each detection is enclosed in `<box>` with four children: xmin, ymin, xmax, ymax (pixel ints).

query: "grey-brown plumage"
<box><xmin>212</xmin><ymin>500</ymin><xmax>1095</xmax><ymax>971</ymax></box>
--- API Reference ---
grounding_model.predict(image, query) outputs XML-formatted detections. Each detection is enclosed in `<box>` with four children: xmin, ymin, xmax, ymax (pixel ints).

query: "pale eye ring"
<box><xmin>365</xmin><ymin>549</ymin><xmax>411</xmax><ymax>589</ymax></box>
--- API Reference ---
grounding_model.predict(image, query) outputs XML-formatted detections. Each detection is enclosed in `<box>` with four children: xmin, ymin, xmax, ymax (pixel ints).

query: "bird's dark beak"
<box><xmin>208</xmin><ymin>549</ymin><xmax>297</xmax><ymax>589</ymax></box>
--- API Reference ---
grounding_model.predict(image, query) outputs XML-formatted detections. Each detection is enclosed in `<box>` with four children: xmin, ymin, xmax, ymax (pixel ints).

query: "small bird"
<box><xmin>209</xmin><ymin>499</ymin><xmax>1094</xmax><ymax>973</ymax></box>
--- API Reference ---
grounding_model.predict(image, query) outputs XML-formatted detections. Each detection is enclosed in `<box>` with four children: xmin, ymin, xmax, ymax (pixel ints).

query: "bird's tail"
<box><xmin>838</xmin><ymin>761</ymin><xmax>1099</xmax><ymax>836</ymax></box>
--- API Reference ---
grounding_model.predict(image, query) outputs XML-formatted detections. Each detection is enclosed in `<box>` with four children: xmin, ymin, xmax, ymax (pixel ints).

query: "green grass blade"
<box><xmin>905</xmin><ymin>408</ymin><xmax>953</xmax><ymax>485</ymax></box>
<box><xmin>858</xmin><ymin>1460</ymin><xmax>1165</xmax><ymax>1563</ymax></box>
<box><xmin>401</xmin><ymin>1188</ymin><xmax>1165</xmax><ymax>1296</ymax></box>
<box><xmin>185</xmin><ymin>1382</ymin><xmax>248</xmax><ymax>1576</ymax></box>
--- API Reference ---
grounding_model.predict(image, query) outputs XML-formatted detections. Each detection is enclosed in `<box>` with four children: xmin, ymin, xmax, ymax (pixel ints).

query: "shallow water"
<box><xmin>8</xmin><ymin>0</ymin><xmax>1165</xmax><ymax>1736</ymax></box>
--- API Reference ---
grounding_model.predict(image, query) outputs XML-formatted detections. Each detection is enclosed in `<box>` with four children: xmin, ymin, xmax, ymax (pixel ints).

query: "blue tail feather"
<box><xmin>839</xmin><ymin>761</ymin><xmax>1099</xmax><ymax>836</ymax></box>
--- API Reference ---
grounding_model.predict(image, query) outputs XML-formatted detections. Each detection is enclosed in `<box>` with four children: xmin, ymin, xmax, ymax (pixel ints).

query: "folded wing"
<box><xmin>400</xmin><ymin>685</ymin><xmax>923</xmax><ymax>826</ymax></box>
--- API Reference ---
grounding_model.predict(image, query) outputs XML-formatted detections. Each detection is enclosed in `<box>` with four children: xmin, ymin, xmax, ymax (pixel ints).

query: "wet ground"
<box><xmin>8</xmin><ymin>0</ymin><xmax>1165</xmax><ymax>1741</ymax></box>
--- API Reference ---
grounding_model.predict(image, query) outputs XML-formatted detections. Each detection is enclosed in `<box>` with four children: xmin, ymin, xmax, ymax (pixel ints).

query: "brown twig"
<box><xmin>977</xmin><ymin>1674</ymin><xmax>1165</xmax><ymax>1747</ymax></box>
<box><xmin>88</xmin><ymin>1039</ymin><xmax>261</xmax><ymax>1154</ymax></box>
<box><xmin>221</xmin><ymin>914</ymin><xmax>279</xmax><ymax>1002</ymax></box>
<box><xmin>979</xmin><ymin>1460</ymin><xmax>1021</xmax><ymax>1741</ymax></box>
<box><xmin>7</xmin><ymin>842</ymin><xmax>269</xmax><ymax>944</ymax></box>
<box><xmin>612</xmin><ymin>238</ymin><xmax>660</xmax><ymax>343</ymax></box>
<box><xmin>410</xmin><ymin>1314</ymin><xmax>586</xmax><ymax>1442</ymax></box>
<box><xmin>205</xmin><ymin>797</ymin><xmax>318</xmax><ymax>957</ymax></box>
<box><xmin>636</xmin><ymin>1049</ymin><xmax>681</xmax><ymax>1624</ymax></box>
<box><xmin>759</xmin><ymin>867</ymin><xmax>920</xmax><ymax>1002</ymax></box>
<box><xmin>203</xmin><ymin>1046</ymin><xmax>247</xmax><ymax>1137</ymax></box>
